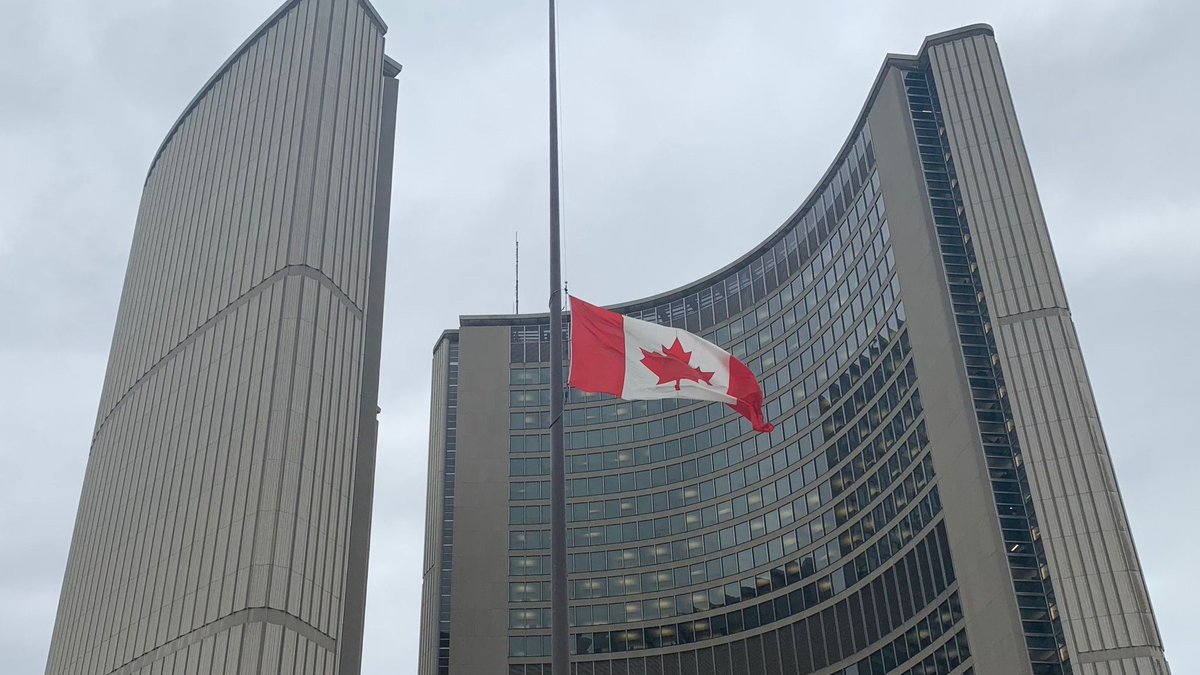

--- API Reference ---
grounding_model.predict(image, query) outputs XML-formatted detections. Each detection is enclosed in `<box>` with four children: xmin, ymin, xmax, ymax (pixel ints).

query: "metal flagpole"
<box><xmin>547</xmin><ymin>1</ymin><xmax>569</xmax><ymax>675</ymax></box>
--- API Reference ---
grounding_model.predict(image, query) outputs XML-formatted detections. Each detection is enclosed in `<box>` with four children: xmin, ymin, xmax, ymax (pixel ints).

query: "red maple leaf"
<box><xmin>639</xmin><ymin>338</ymin><xmax>715</xmax><ymax>391</ymax></box>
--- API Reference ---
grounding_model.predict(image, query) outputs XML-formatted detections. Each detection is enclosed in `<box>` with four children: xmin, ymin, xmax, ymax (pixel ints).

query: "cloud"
<box><xmin>1</xmin><ymin>0</ymin><xmax>1195</xmax><ymax>673</ymax></box>
<box><xmin>1052</xmin><ymin>201</ymin><xmax>1200</xmax><ymax>283</ymax></box>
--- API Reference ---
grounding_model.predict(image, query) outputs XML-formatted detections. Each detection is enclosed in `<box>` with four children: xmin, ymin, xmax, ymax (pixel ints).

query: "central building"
<box><xmin>419</xmin><ymin>26</ymin><xmax>1170</xmax><ymax>675</ymax></box>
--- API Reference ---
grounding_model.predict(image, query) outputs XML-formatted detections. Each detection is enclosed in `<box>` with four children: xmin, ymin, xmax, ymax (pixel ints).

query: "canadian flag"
<box><xmin>568</xmin><ymin>296</ymin><xmax>774</xmax><ymax>433</ymax></box>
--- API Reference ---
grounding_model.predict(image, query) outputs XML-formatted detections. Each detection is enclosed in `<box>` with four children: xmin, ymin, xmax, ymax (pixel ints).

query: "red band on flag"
<box><xmin>728</xmin><ymin>356</ymin><xmax>774</xmax><ymax>433</ymax></box>
<box><xmin>568</xmin><ymin>296</ymin><xmax>626</xmax><ymax>397</ymax></box>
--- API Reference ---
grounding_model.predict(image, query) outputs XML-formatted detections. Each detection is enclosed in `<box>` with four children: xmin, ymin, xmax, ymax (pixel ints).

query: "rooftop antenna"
<box><xmin>515</xmin><ymin>232</ymin><xmax>520</xmax><ymax>314</ymax></box>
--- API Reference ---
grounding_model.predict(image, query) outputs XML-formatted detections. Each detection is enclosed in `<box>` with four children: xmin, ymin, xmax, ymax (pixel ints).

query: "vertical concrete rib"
<box><xmin>45</xmin><ymin>1</ymin><xmax>399</xmax><ymax>673</ymax></box>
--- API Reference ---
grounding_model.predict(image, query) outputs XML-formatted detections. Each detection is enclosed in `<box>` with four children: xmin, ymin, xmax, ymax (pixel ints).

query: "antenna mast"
<box><xmin>515</xmin><ymin>232</ymin><xmax>520</xmax><ymax>314</ymax></box>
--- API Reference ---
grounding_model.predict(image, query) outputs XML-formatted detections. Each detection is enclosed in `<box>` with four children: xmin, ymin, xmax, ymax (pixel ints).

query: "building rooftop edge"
<box><xmin>444</xmin><ymin>24</ymin><xmax>994</xmax><ymax>338</ymax></box>
<box><xmin>143</xmin><ymin>0</ymin><xmax>393</xmax><ymax>186</ymax></box>
<box><xmin>384</xmin><ymin>55</ymin><xmax>403</xmax><ymax>78</ymax></box>
<box><xmin>433</xmin><ymin>329</ymin><xmax>459</xmax><ymax>354</ymax></box>
<box><xmin>357</xmin><ymin>0</ymin><xmax>388</xmax><ymax>33</ymax></box>
<box><xmin>918</xmin><ymin>23</ymin><xmax>994</xmax><ymax>54</ymax></box>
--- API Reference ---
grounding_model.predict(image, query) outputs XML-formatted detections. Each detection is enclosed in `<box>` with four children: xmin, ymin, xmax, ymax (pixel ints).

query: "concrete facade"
<box><xmin>923</xmin><ymin>32</ymin><xmax>1168</xmax><ymax>675</ymax></box>
<box><xmin>44</xmin><ymin>1</ymin><xmax>399</xmax><ymax>673</ymax></box>
<box><xmin>420</xmin><ymin>25</ymin><xmax>1168</xmax><ymax>675</ymax></box>
<box><xmin>868</xmin><ymin>62</ymin><xmax>1034</xmax><ymax>674</ymax></box>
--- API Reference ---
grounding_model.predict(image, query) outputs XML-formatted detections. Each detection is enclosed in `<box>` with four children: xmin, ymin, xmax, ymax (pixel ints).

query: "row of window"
<box><xmin>511</xmin><ymin>458</ymin><xmax>940</xmax><ymax>634</ymax></box>
<box><xmin>837</xmin><ymin>611</ymin><xmax>969</xmax><ymax>675</ymax></box>
<box><xmin>510</xmin><ymin>516</ymin><xmax>953</xmax><ymax>660</ymax></box>
<box><xmin>513</xmin><ymin>452</ymin><xmax>938</xmax><ymax>625</ymax></box>
<box><xmin>512</xmin><ymin>280</ymin><xmax>900</xmax><ymax>468</ymax></box>
<box><xmin>551</xmin><ymin>412</ymin><xmax>929</xmax><ymax>578</ymax></box>
<box><xmin>509</xmin><ymin>611</ymin><xmax>967</xmax><ymax>675</ymax></box>
<box><xmin>511</xmin><ymin>306</ymin><xmax>908</xmax><ymax>496</ymax></box>
<box><xmin>511</xmin><ymin>306</ymin><xmax>902</xmax><ymax>498</ymax></box>
<box><xmin>509</xmin><ymin>233</ymin><xmax>897</xmax><ymax>461</ymax></box>
<box><xmin>545</xmin><ymin>358</ymin><xmax>919</xmax><ymax>540</ymax></box>
<box><xmin>518</xmin><ymin>409</ymin><xmax>922</xmax><ymax>584</ymax></box>
<box><xmin>512</xmin><ymin>317</ymin><xmax>908</xmax><ymax>529</ymax></box>
<box><xmin>560</xmin><ymin>451</ymin><xmax>937</xmax><ymax>608</ymax></box>
<box><xmin>513</xmin><ymin>407</ymin><xmax>924</xmax><ymax>563</ymax></box>
<box><xmin>509</xmin><ymin>358</ymin><xmax>918</xmax><ymax>550</ymax></box>
<box><xmin>510</xmin><ymin>310</ymin><xmax>908</xmax><ymax>522</ymax></box>
<box><xmin>506</xmin><ymin>613</ymin><xmax>968</xmax><ymax>675</ymax></box>
<box><xmin>514</xmin><ymin>340</ymin><xmax>901</xmax><ymax>502</ymax></box>
<box><xmin>512</xmin><ymin>487</ymin><xmax>944</xmax><ymax>642</ymax></box>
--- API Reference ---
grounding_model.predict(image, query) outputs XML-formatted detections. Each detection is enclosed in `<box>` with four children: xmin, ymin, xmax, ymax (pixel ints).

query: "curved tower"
<box><xmin>419</xmin><ymin>25</ymin><xmax>1169</xmax><ymax>675</ymax></box>
<box><xmin>45</xmin><ymin>0</ymin><xmax>399</xmax><ymax>673</ymax></box>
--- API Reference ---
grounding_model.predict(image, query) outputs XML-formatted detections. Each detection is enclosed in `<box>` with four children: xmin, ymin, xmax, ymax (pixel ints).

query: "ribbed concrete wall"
<box><xmin>926</xmin><ymin>33</ymin><xmax>1170</xmax><ymax>675</ymax></box>
<box><xmin>44</xmin><ymin>1</ymin><xmax>397</xmax><ymax>673</ymax></box>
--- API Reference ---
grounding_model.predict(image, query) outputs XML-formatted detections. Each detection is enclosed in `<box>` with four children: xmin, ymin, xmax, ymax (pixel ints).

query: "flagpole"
<box><xmin>547</xmin><ymin>1</ymin><xmax>569</xmax><ymax>674</ymax></box>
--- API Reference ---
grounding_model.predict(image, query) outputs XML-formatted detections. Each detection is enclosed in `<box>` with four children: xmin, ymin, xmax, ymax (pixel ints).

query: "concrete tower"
<box><xmin>45</xmin><ymin>1</ymin><xmax>399</xmax><ymax>673</ymax></box>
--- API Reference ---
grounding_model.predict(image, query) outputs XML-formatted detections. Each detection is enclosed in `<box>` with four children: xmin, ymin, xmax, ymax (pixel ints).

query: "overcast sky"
<box><xmin>2</xmin><ymin>0</ymin><xmax>1197</xmax><ymax>673</ymax></box>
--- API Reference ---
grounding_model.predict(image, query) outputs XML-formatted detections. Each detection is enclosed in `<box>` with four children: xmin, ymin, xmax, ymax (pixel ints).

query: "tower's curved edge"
<box><xmin>46</xmin><ymin>0</ymin><xmax>399</xmax><ymax>673</ymax></box>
